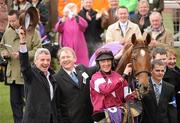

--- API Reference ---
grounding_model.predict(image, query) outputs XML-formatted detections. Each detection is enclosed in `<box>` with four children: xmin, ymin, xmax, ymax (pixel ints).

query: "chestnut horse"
<box><xmin>116</xmin><ymin>34</ymin><xmax>152</xmax><ymax>95</ymax></box>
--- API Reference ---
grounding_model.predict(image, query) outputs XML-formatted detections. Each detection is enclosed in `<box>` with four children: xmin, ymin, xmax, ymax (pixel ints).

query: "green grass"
<box><xmin>0</xmin><ymin>83</ymin><xmax>13</xmax><ymax>123</ymax></box>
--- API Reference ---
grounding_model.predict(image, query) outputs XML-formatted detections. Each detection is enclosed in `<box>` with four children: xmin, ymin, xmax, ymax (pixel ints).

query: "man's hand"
<box><xmin>61</xmin><ymin>16</ymin><xmax>66</xmax><ymax>23</ymax></box>
<box><xmin>149</xmin><ymin>39</ymin><xmax>158</xmax><ymax>47</ymax></box>
<box><xmin>86</xmin><ymin>12</ymin><xmax>92</xmax><ymax>21</ymax></box>
<box><xmin>123</xmin><ymin>63</ymin><xmax>132</xmax><ymax>75</ymax></box>
<box><xmin>96</xmin><ymin>12</ymin><xmax>102</xmax><ymax>20</ymax></box>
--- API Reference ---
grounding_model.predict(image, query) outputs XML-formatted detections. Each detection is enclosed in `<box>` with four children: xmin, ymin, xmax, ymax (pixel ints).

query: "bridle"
<box><xmin>131</xmin><ymin>45</ymin><xmax>151</xmax><ymax>78</ymax></box>
<box><xmin>129</xmin><ymin>45</ymin><xmax>151</xmax><ymax>95</ymax></box>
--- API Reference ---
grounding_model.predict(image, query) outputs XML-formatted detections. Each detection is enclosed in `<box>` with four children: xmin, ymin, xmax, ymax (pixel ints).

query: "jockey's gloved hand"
<box><xmin>125</xmin><ymin>91</ymin><xmax>137</xmax><ymax>102</ymax></box>
<box><xmin>124</xmin><ymin>63</ymin><xmax>132</xmax><ymax>75</ymax></box>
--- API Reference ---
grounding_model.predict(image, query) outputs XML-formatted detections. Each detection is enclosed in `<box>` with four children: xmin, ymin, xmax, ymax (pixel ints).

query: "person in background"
<box><xmin>106</xmin><ymin>6</ymin><xmax>142</xmax><ymax>44</ymax></box>
<box><xmin>141</xmin><ymin>59</ymin><xmax>177</xmax><ymax>123</ymax></box>
<box><xmin>30</xmin><ymin>0</ymin><xmax>49</xmax><ymax>38</ymax></box>
<box><xmin>55</xmin><ymin>3</ymin><xmax>89</xmax><ymax>66</ymax></box>
<box><xmin>0</xmin><ymin>0</ymin><xmax>8</xmax><ymax>41</ymax></box>
<box><xmin>130</xmin><ymin>0</ymin><xmax>150</xmax><ymax>33</ymax></box>
<box><xmin>152</xmin><ymin>47</ymin><xmax>177</xmax><ymax>89</ymax></box>
<box><xmin>0</xmin><ymin>10</ymin><xmax>41</xmax><ymax>123</ymax></box>
<box><xmin>30</xmin><ymin>0</ymin><xmax>48</xmax><ymax>25</ymax></box>
<box><xmin>16</xmin><ymin>0</ymin><xmax>32</xmax><ymax>10</ymax></box>
<box><xmin>147</xmin><ymin>0</ymin><xmax>164</xmax><ymax>13</ymax></box>
<box><xmin>119</xmin><ymin>0</ymin><xmax>138</xmax><ymax>16</ymax></box>
<box><xmin>101</xmin><ymin>0</ymin><xmax>119</xmax><ymax>30</ymax></box>
<box><xmin>57</xmin><ymin>0</ymin><xmax>109</xmax><ymax>17</ymax></box>
<box><xmin>143</xmin><ymin>11</ymin><xmax>174</xmax><ymax>48</ymax></box>
<box><xmin>55</xmin><ymin>47</ymin><xmax>98</xmax><ymax>123</ymax></box>
<box><xmin>79</xmin><ymin>0</ymin><xmax>104</xmax><ymax>58</ymax></box>
<box><xmin>10</xmin><ymin>0</ymin><xmax>19</xmax><ymax>10</ymax></box>
<box><xmin>166</xmin><ymin>47</ymin><xmax>180</xmax><ymax>123</ymax></box>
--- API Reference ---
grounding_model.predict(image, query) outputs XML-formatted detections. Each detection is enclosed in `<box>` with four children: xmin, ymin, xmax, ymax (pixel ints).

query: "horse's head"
<box><xmin>115</xmin><ymin>33</ymin><xmax>151</xmax><ymax>95</ymax></box>
<box><xmin>131</xmin><ymin>33</ymin><xmax>151</xmax><ymax>95</ymax></box>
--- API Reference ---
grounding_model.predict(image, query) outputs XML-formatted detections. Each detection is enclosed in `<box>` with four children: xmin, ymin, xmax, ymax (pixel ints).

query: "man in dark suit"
<box><xmin>18</xmin><ymin>29</ymin><xmax>60</xmax><ymax>123</ymax></box>
<box><xmin>141</xmin><ymin>59</ymin><xmax>177</xmax><ymax>123</ymax></box>
<box><xmin>54</xmin><ymin>47</ymin><xmax>97</xmax><ymax>123</ymax></box>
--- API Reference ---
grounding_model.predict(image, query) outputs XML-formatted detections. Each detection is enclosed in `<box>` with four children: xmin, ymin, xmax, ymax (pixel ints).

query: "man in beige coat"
<box><xmin>106</xmin><ymin>6</ymin><xmax>142</xmax><ymax>44</ymax></box>
<box><xmin>0</xmin><ymin>10</ymin><xmax>41</xmax><ymax>123</ymax></box>
<box><xmin>143</xmin><ymin>11</ymin><xmax>174</xmax><ymax>48</ymax></box>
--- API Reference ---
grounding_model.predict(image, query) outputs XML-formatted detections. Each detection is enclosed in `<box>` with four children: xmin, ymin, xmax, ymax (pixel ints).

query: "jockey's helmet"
<box><xmin>95</xmin><ymin>48</ymin><xmax>114</xmax><ymax>61</ymax></box>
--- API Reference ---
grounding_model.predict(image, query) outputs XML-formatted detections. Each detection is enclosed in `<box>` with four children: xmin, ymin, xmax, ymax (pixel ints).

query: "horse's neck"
<box><xmin>115</xmin><ymin>45</ymin><xmax>133</xmax><ymax>74</ymax></box>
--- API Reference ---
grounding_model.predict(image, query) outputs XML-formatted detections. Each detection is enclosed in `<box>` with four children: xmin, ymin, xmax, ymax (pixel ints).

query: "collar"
<box><xmin>63</xmin><ymin>67</ymin><xmax>77</xmax><ymax>75</ymax></box>
<box><xmin>151</xmin><ymin>77</ymin><xmax>162</xmax><ymax>86</ymax></box>
<box><xmin>46</xmin><ymin>71</ymin><xmax>50</xmax><ymax>78</ymax></box>
<box><xmin>119</xmin><ymin>21</ymin><xmax>128</xmax><ymax>27</ymax></box>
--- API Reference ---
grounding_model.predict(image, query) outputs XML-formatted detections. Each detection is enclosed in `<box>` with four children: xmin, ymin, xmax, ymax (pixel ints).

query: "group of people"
<box><xmin>0</xmin><ymin>0</ymin><xmax>180</xmax><ymax>123</ymax></box>
<box><xmin>55</xmin><ymin>0</ymin><xmax>170</xmax><ymax>67</ymax></box>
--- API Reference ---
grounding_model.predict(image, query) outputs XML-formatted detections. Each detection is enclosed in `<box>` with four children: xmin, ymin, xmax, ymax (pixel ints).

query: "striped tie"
<box><xmin>154</xmin><ymin>84</ymin><xmax>160</xmax><ymax>103</ymax></box>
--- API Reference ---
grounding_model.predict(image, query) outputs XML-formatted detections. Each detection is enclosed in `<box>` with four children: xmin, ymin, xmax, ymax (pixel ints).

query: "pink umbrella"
<box><xmin>89</xmin><ymin>42</ymin><xmax>124</xmax><ymax>67</ymax></box>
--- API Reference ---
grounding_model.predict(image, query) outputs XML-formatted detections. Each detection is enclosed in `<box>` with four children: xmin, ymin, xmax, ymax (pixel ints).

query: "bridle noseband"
<box><xmin>131</xmin><ymin>45</ymin><xmax>151</xmax><ymax>79</ymax></box>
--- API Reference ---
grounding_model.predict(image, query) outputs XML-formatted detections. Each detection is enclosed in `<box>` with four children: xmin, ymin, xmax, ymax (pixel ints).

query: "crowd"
<box><xmin>0</xmin><ymin>0</ymin><xmax>179</xmax><ymax>123</ymax></box>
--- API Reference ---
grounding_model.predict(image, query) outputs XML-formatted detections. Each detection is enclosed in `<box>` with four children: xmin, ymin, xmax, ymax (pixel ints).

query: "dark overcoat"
<box><xmin>19</xmin><ymin>52</ymin><xmax>60</xmax><ymax>123</ymax></box>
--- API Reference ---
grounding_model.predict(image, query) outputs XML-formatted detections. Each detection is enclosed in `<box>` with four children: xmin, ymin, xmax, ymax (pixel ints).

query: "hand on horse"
<box><xmin>123</xmin><ymin>63</ymin><xmax>132</xmax><ymax>76</ymax></box>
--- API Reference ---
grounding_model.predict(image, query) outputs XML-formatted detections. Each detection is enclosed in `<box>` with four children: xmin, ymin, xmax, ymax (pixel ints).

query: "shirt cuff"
<box><xmin>19</xmin><ymin>44</ymin><xmax>27</xmax><ymax>53</ymax></box>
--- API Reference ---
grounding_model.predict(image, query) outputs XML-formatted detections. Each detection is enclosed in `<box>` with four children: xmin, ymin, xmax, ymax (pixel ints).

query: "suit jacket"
<box><xmin>54</xmin><ymin>65</ymin><xmax>97</xmax><ymax>123</ymax></box>
<box><xmin>164</xmin><ymin>66</ymin><xmax>180</xmax><ymax>123</ymax></box>
<box><xmin>174</xmin><ymin>66</ymin><xmax>180</xmax><ymax>123</ymax></box>
<box><xmin>19</xmin><ymin>52</ymin><xmax>59</xmax><ymax>123</ymax></box>
<box><xmin>141</xmin><ymin>79</ymin><xmax>177</xmax><ymax>123</ymax></box>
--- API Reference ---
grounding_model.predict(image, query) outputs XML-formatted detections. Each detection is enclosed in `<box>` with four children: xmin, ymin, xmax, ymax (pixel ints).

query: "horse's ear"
<box><xmin>145</xmin><ymin>33</ymin><xmax>151</xmax><ymax>46</ymax></box>
<box><xmin>131</xmin><ymin>33</ymin><xmax>136</xmax><ymax>44</ymax></box>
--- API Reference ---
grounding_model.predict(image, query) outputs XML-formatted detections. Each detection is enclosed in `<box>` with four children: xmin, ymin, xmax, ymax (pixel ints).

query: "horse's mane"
<box><xmin>115</xmin><ymin>43</ymin><xmax>133</xmax><ymax>74</ymax></box>
<box><xmin>115</xmin><ymin>39</ymin><xmax>148</xmax><ymax>74</ymax></box>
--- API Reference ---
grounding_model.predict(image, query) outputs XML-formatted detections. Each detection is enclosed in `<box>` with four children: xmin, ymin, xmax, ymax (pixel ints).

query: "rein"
<box><xmin>131</xmin><ymin>45</ymin><xmax>151</xmax><ymax>78</ymax></box>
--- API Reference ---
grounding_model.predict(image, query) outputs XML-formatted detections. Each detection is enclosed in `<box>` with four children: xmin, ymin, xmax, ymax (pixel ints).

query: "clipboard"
<box><xmin>3</xmin><ymin>44</ymin><xmax>15</xmax><ymax>52</ymax></box>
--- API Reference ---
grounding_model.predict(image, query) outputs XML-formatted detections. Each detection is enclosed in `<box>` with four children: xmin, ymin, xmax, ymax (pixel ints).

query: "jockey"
<box><xmin>90</xmin><ymin>48</ymin><xmax>135</xmax><ymax>123</ymax></box>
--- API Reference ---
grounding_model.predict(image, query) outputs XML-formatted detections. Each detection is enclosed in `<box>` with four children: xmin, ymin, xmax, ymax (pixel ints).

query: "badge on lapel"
<box><xmin>82</xmin><ymin>72</ymin><xmax>89</xmax><ymax>84</ymax></box>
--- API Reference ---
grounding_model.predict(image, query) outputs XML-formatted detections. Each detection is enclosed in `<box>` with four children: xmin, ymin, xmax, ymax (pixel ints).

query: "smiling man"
<box><xmin>141</xmin><ymin>59</ymin><xmax>177</xmax><ymax>123</ymax></box>
<box><xmin>106</xmin><ymin>6</ymin><xmax>142</xmax><ymax>44</ymax></box>
<box><xmin>54</xmin><ymin>47</ymin><xmax>98</xmax><ymax>123</ymax></box>
<box><xmin>18</xmin><ymin>28</ymin><xmax>59</xmax><ymax>123</ymax></box>
<box><xmin>90</xmin><ymin>48</ymin><xmax>133</xmax><ymax>123</ymax></box>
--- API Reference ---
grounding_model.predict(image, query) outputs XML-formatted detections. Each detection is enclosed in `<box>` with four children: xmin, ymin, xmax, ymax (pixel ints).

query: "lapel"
<box><xmin>49</xmin><ymin>74</ymin><xmax>57</xmax><ymax>97</ymax></box>
<box><xmin>60</xmin><ymin>68</ymin><xmax>80</xmax><ymax>88</ymax></box>
<box><xmin>75</xmin><ymin>66</ymin><xmax>84</xmax><ymax>88</ymax></box>
<box><xmin>33</xmin><ymin>65</ymin><xmax>52</xmax><ymax>99</ymax></box>
<box><xmin>158</xmin><ymin>81</ymin><xmax>166</xmax><ymax>105</ymax></box>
